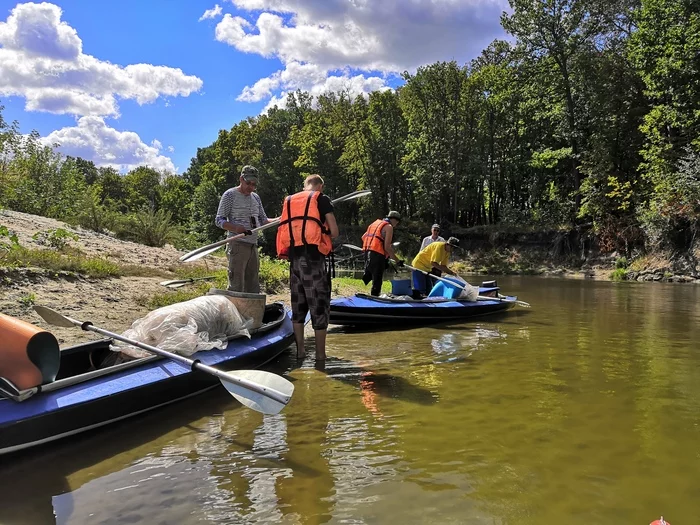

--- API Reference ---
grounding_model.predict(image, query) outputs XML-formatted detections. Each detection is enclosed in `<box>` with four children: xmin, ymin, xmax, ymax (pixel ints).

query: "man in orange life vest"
<box><xmin>361</xmin><ymin>211</ymin><xmax>404</xmax><ymax>296</ymax></box>
<box><xmin>277</xmin><ymin>174</ymin><xmax>339</xmax><ymax>360</ymax></box>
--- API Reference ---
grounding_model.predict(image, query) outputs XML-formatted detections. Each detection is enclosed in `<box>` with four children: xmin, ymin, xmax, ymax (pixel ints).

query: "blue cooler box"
<box><xmin>390</xmin><ymin>279</ymin><xmax>412</xmax><ymax>296</ymax></box>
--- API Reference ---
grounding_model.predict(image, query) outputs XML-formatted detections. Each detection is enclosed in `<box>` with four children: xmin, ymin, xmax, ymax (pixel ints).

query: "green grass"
<box><xmin>1</xmin><ymin>245</ymin><xmax>175</xmax><ymax>279</ymax></box>
<box><xmin>331</xmin><ymin>276</ymin><xmax>391</xmax><ymax>296</ymax></box>
<box><xmin>18</xmin><ymin>292</ymin><xmax>36</xmax><ymax>307</ymax></box>
<box><xmin>611</xmin><ymin>268</ymin><xmax>628</xmax><ymax>281</ymax></box>
<box><xmin>142</xmin><ymin>253</ymin><xmax>290</xmax><ymax>309</ymax></box>
<box><xmin>2</xmin><ymin>246</ymin><xmax>123</xmax><ymax>278</ymax></box>
<box><xmin>142</xmin><ymin>284</ymin><xmax>213</xmax><ymax>309</ymax></box>
<box><xmin>259</xmin><ymin>253</ymin><xmax>289</xmax><ymax>293</ymax></box>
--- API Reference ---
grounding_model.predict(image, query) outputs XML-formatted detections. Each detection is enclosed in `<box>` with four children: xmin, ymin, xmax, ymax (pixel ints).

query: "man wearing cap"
<box><xmin>215</xmin><ymin>165</ymin><xmax>276</xmax><ymax>293</ymax></box>
<box><xmin>411</xmin><ymin>237</ymin><xmax>460</xmax><ymax>297</ymax></box>
<box><xmin>361</xmin><ymin>211</ymin><xmax>404</xmax><ymax>296</ymax></box>
<box><xmin>421</xmin><ymin>224</ymin><xmax>445</xmax><ymax>250</ymax></box>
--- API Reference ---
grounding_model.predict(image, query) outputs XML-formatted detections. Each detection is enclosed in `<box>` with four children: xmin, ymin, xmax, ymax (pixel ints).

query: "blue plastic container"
<box><xmin>390</xmin><ymin>279</ymin><xmax>412</xmax><ymax>296</ymax></box>
<box><xmin>428</xmin><ymin>276</ymin><xmax>465</xmax><ymax>299</ymax></box>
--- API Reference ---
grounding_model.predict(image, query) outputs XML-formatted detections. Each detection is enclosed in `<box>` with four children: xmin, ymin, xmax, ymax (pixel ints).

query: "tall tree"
<box><xmin>502</xmin><ymin>0</ymin><xmax>605</xmax><ymax>212</ymax></box>
<box><xmin>628</xmin><ymin>0</ymin><xmax>700</xmax><ymax>248</ymax></box>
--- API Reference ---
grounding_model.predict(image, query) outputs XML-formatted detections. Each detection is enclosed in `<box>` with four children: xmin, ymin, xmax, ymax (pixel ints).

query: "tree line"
<box><xmin>1</xmin><ymin>0</ymin><xmax>698</xmax><ymax>257</ymax></box>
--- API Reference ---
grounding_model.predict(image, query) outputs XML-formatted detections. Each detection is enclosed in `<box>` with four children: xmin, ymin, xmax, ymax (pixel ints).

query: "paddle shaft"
<box><xmin>160</xmin><ymin>276</ymin><xmax>217</xmax><ymax>287</ymax></box>
<box><xmin>181</xmin><ymin>190</ymin><xmax>371</xmax><ymax>262</ymax></box>
<box><xmin>404</xmin><ymin>264</ymin><xmax>465</xmax><ymax>289</ymax></box>
<box><xmin>404</xmin><ymin>264</ymin><xmax>510</xmax><ymax>303</ymax></box>
<box><xmin>180</xmin><ymin>220</ymin><xmax>279</xmax><ymax>261</ymax></box>
<box><xmin>71</xmin><ymin>319</ymin><xmax>290</xmax><ymax>404</ymax></box>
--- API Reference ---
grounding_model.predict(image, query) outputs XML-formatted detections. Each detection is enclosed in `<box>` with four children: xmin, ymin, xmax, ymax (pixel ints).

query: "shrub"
<box><xmin>259</xmin><ymin>252</ymin><xmax>289</xmax><ymax>293</ymax></box>
<box><xmin>116</xmin><ymin>208</ymin><xmax>179</xmax><ymax>247</ymax></box>
<box><xmin>32</xmin><ymin>228</ymin><xmax>79</xmax><ymax>250</ymax></box>
<box><xmin>611</xmin><ymin>268</ymin><xmax>628</xmax><ymax>281</ymax></box>
<box><xmin>0</xmin><ymin>225</ymin><xmax>20</xmax><ymax>259</ymax></box>
<box><xmin>72</xmin><ymin>187</ymin><xmax>117</xmax><ymax>233</ymax></box>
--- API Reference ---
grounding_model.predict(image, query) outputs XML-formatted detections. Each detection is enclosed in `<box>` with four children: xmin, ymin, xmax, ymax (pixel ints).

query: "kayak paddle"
<box><xmin>33</xmin><ymin>305</ymin><xmax>295</xmax><ymax>415</ymax></box>
<box><xmin>159</xmin><ymin>276</ymin><xmax>217</xmax><ymax>288</ymax></box>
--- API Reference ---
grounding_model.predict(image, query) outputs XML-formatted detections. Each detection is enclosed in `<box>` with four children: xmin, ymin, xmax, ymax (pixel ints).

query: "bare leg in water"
<box><xmin>315</xmin><ymin>329</ymin><xmax>327</xmax><ymax>360</ymax></box>
<box><xmin>293</xmin><ymin>323</ymin><xmax>327</xmax><ymax>360</ymax></box>
<box><xmin>293</xmin><ymin>322</ymin><xmax>305</xmax><ymax>359</ymax></box>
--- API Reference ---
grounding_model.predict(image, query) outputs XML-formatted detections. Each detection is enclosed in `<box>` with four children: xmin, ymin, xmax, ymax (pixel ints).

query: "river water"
<box><xmin>1</xmin><ymin>276</ymin><xmax>699</xmax><ymax>524</ymax></box>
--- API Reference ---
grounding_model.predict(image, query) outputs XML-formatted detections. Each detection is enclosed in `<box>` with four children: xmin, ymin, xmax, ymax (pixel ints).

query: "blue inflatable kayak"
<box><xmin>329</xmin><ymin>283</ymin><xmax>518</xmax><ymax>327</ymax></box>
<box><xmin>0</xmin><ymin>303</ymin><xmax>294</xmax><ymax>457</ymax></box>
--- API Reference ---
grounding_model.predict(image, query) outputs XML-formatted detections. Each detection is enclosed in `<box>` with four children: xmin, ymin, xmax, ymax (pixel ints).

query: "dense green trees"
<box><xmin>1</xmin><ymin>0</ymin><xmax>698</xmax><ymax>256</ymax></box>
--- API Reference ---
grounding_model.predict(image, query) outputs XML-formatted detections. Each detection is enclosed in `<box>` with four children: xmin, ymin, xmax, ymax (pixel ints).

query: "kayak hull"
<box><xmin>0</xmin><ymin>303</ymin><xmax>294</xmax><ymax>456</ymax></box>
<box><xmin>329</xmin><ymin>290</ymin><xmax>517</xmax><ymax>327</ymax></box>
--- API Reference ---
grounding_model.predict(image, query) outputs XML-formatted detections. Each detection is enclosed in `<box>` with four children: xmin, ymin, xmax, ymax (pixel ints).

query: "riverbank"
<box><xmin>0</xmin><ymin>210</ymin><xmax>376</xmax><ymax>344</ymax></box>
<box><xmin>2</xmin><ymin>210</ymin><xmax>699</xmax><ymax>343</ymax></box>
<box><xmin>439</xmin><ymin>224</ymin><xmax>700</xmax><ymax>284</ymax></box>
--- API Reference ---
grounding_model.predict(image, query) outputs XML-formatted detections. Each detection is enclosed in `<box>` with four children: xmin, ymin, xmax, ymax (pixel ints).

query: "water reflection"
<box><xmin>2</xmin><ymin>276</ymin><xmax>700</xmax><ymax>523</ymax></box>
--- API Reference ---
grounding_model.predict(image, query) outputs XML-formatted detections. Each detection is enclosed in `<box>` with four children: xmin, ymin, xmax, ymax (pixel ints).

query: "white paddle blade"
<box><xmin>182</xmin><ymin>244</ymin><xmax>224</xmax><ymax>262</ymax></box>
<box><xmin>221</xmin><ymin>370</ymin><xmax>295</xmax><ymax>415</ymax></box>
<box><xmin>33</xmin><ymin>305</ymin><xmax>80</xmax><ymax>328</ymax></box>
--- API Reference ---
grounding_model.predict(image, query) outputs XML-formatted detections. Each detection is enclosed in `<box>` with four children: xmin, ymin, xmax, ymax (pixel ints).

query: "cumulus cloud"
<box><xmin>213</xmin><ymin>0</ymin><xmax>506</xmax><ymax>107</ymax></box>
<box><xmin>260</xmin><ymin>69</ymin><xmax>391</xmax><ymax>112</ymax></box>
<box><xmin>237</xmin><ymin>61</ymin><xmax>328</xmax><ymax>102</ymax></box>
<box><xmin>44</xmin><ymin>117</ymin><xmax>177</xmax><ymax>173</ymax></box>
<box><xmin>199</xmin><ymin>4</ymin><xmax>223</xmax><ymax>21</ymax></box>
<box><xmin>0</xmin><ymin>2</ymin><xmax>203</xmax><ymax>116</ymax></box>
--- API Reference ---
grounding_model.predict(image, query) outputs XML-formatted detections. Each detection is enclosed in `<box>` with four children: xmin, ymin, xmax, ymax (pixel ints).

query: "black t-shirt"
<box><xmin>317</xmin><ymin>194</ymin><xmax>333</xmax><ymax>220</ymax></box>
<box><xmin>291</xmin><ymin>193</ymin><xmax>334</xmax><ymax>257</ymax></box>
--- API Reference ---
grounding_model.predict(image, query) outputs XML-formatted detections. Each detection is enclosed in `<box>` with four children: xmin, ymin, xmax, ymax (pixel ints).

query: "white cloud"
<box><xmin>0</xmin><ymin>2</ymin><xmax>203</xmax><ymax>116</ymax></box>
<box><xmin>199</xmin><ymin>4</ymin><xmax>223</xmax><ymax>21</ymax></box>
<box><xmin>237</xmin><ymin>61</ymin><xmax>328</xmax><ymax>102</ymax></box>
<box><xmin>43</xmin><ymin>117</ymin><xmax>177</xmax><ymax>173</ymax></box>
<box><xmin>215</xmin><ymin>0</ymin><xmax>506</xmax><ymax>106</ymax></box>
<box><xmin>260</xmin><ymin>69</ymin><xmax>390</xmax><ymax>112</ymax></box>
<box><xmin>167</xmin><ymin>145</ymin><xmax>174</xmax><ymax>153</ymax></box>
<box><xmin>220</xmin><ymin>0</ymin><xmax>507</xmax><ymax>71</ymax></box>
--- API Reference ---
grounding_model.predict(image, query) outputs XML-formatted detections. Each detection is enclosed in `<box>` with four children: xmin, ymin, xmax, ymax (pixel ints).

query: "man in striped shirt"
<box><xmin>215</xmin><ymin>165</ymin><xmax>275</xmax><ymax>293</ymax></box>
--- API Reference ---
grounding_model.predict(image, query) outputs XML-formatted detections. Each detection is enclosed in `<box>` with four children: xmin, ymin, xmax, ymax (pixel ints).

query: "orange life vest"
<box><xmin>0</xmin><ymin>312</ymin><xmax>60</xmax><ymax>391</ymax></box>
<box><xmin>276</xmin><ymin>190</ymin><xmax>333</xmax><ymax>259</ymax></box>
<box><xmin>362</xmin><ymin>219</ymin><xmax>390</xmax><ymax>256</ymax></box>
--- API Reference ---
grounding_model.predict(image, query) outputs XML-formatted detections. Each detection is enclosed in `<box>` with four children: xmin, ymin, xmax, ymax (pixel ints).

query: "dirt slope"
<box><xmin>0</xmin><ymin>210</ymin><xmax>229</xmax><ymax>345</ymax></box>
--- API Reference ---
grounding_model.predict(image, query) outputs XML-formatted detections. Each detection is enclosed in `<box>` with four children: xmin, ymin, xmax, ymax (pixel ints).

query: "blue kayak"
<box><xmin>0</xmin><ymin>303</ymin><xmax>294</xmax><ymax>457</ymax></box>
<box><xmin>329</xmin><ymin>285</ymin><xmax>517</xmax><ymax>327</ymax></box>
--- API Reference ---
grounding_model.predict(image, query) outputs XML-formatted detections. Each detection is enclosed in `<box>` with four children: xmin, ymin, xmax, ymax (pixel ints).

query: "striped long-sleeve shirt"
<box><xmin>215</xmin><ymin>187</ymin><xmax>269</xmax><ymax>245</ymax></box>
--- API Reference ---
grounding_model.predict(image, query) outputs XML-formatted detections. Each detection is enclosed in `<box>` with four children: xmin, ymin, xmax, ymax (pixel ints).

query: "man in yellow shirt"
<box><xmin>411</xmin><ymin>237</ymin><xmax>460</xmax><ymax>297</ymax></box>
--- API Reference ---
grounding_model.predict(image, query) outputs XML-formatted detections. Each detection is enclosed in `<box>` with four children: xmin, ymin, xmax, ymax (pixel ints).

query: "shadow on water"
<box><xmin>275</xmin><ymin>353</ymin><xmax>438</xmax><ymax>406</ymax></box>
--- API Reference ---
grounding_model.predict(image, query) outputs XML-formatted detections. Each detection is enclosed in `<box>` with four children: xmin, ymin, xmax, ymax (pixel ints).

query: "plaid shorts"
<box><xmin>290</xmin><ymin>251</ymin><xmax>330</xmax><ymax>330</ymax></box>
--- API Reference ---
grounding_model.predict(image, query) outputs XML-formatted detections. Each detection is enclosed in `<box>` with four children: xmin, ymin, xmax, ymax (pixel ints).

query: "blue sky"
<box><xmin>0</xmin><ymin>0</ymin><xmax>507</xmax><ymax>173</ymax></box>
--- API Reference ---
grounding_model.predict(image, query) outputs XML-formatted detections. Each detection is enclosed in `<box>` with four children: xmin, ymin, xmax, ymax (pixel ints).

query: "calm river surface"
<box><xmin>1</xmin><ymin>276</ymin><xmax>699</xmax><ymax>524</ymax></box>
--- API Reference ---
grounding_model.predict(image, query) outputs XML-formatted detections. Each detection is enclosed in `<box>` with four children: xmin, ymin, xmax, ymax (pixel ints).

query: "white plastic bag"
<box><xmin>113</xmin><ymin>295</ymin><xmax>253</xmax><ymax>359</ymax></box>
<box><xmin>452</xmin><ymin>275</ymin><xmax>479</xmax><ymax>301</ymax></box>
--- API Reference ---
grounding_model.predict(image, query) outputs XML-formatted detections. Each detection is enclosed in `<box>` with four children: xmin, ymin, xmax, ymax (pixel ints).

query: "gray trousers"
<box><xmin>226</xmin><ymin>242</ymin><xmax>260</xmax><ymax>293</ymax></box>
